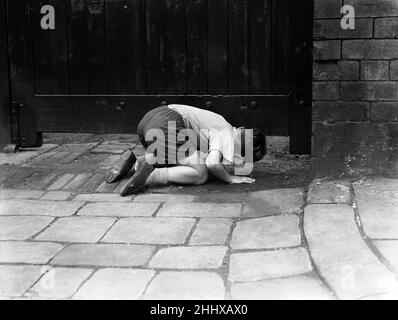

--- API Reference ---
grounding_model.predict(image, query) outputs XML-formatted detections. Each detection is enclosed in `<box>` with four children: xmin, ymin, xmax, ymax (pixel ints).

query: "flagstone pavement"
<box><xmin>0</xmin><ymin>135</ymin><xmax>397</xmax><ymax>300</ymax></box>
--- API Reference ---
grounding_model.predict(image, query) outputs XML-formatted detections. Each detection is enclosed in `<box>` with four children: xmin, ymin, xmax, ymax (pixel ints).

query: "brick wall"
<box><xmin>312</xmin><ymin>0</ymin><xmax>398</xmax><ymax>177</ymax></box>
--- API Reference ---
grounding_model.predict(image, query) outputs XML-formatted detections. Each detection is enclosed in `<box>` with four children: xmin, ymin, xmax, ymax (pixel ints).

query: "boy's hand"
<box><xmin>230</xmin><ymin>176</ymin><xmax>255</xmax><ymax>184</ymax></box>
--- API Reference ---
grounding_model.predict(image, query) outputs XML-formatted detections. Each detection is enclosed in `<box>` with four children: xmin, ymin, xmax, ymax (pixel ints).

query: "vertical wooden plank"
<box><xmin>146</xmin><ymin>0</ymin><xmax>167</xmax><ymax>93</ymax></box>
<box><xmin>186</xmin><ymin>0</ymin><xmax>207</xmax><ymax>94</ymax></box>
<box><xmin>0</xmin><ymin>0</ymin><xmax>11</xmax><ymax>147</ymax></box>
<box><xmin>229</xmin><ymin>0</ymin><xmax>250</xmax><ymax>93</ymax></box>
<box><xmin>31</xmin><ymin>0</ymin><xmax>69</xmax><ymax>94</ymax></box>
<box><xmin>106</xmin><ymin>0</ymin><xmax>127</xmax><ymax>94</ymax></box>
<box><xmin>67</xmin><ymin>0</ymin><xmax>89</xmax><ymax>93</ymax></box>
<box><xmin>166</xmin><ymin>0</ymin><xmax>186</xmax><ymax>94</ymax></box>
<box><xmin>68</xmin><ymin>0</ymin><xmax>107</xmax><ymax>94</ymax></box>
<box><xmin>271</xmin><ymin>0</ymin><xmax>291</xmax><ymax>94</ymax></box>
<box><xmin>125</xmin><ymin>0</ymin><xmax>146</xmax><ymax>94</ymax></box>
<box><xmin>207</xmin><ymin>0</ymin><xmax>228</xmax><ymax>94</ymax></box>
<box><xmin>250</xmin><ymin>0</ymin><xmax>272</xmax><ymax>93</ymax></box>
<box><xmin>289</xmin><ymin>0</ymin><xmax>312</xmax><ymax>154</ymax></box>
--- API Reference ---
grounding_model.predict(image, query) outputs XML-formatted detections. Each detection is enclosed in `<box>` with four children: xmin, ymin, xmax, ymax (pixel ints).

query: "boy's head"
<box><xmin>237</xmin><ymin>127</ymin><xmax>266</xmax><ymax>163</ymax></box>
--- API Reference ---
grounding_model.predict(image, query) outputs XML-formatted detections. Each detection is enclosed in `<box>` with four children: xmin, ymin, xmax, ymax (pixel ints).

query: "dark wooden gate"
<box><xmin>4</xmin><ymin>0</ymin><xmax>312</xmax><ymax>153</ymax></box>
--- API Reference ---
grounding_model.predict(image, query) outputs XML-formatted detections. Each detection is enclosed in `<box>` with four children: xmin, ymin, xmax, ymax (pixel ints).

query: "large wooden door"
<box><xmin>5</xmin><ymin>0</ymin><xmax>312</xmax><ymax>153</ymax></box>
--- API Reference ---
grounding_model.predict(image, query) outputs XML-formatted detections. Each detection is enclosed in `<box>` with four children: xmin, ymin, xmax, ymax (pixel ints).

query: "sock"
<box><xmin>145</xmin><ymin>168</ymin><xmax>169</xmax><ymax>186</ymax></box>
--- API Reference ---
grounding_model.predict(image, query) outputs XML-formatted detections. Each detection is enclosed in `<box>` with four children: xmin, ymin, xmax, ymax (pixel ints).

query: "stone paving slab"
<box><xmin>229</xmin><ymin>248</ymin><xmax>312</xmax><ymax>282</ymax></box>
<box><xmin>133</xmin><ymin>194</ymin><xmax>196</xmax><ymax>203</ymax></box>
<box><xmin>354</xmin><ymin>179</ymin><xmax>398</xmax><ymax>239</ymax></box>
<box><xmin>77</xmin><ymin>202</ymin><xmax>160</xmax><ymax>217</ymax></box>
<box><xmin>0</xmin><ymin>189</ymin><xmax>45</xmax><ymax>200</ymax></box>
<box><xmin>52</xmin><ymin>244</ymin><xmax>155</xmax><ymax>267</ymax></box>
<box><xmin>72</xmin><ymin>193</ymin><xmax>130</xmax><ymax>202</ymax></box>
<box><xmin>304</xmin><ymin>204</ymin><xmax>398</xmax><ymax>300</ymax></box>
<box><xmin>102</xmin><ymin>218</ymin><xmax>195</xmax><ymax>245</ymax></box>
<box><xmin>230</xmin><ymin>275</ymin><xmax>333</xmax><ymax>300</ymax></box>
<box><xmin>74</xmin><ymin>268</ymin><xmax>155</xmax><ymax>300</ymax></box>
<box><xmin>27</xmin><ymin>267</ymin><xmax>93</xmax><ymax>299</ymax></box>
<box><xmin>0</xmin><ymin>265</ymin><xmax>43</xmax><ymax>297</ymax></box>
<box><xmin>189</xmin><ymin>218</ymin><xmax>232</xmax><ymax>246</ymax></box>
<box><xmin>157</xmin><ymin>203</ymin><xmax>242</xmax><ymax>218</ymax></box>
<box><xmin>374</xmin><ymin>240</ymin><xmax>398</xmax><ymax>274</ymax></box>
<box><xmin>0</xmin><ymin>199</ymin><xmax>84</xmax><ymax>217</ymax></box>
<box><xmin>149</xmin><ymin>246</ymin><xmax>228</xmax><ymax>269</ymax></box>
<box><xmin>35</xmin><ymin>217</ymin><xmax>116</xmax><ymax>243</ymax></box>
<box><xmin>39</xmin><ymin>191</ymin><xmax>73</xmax><ymax>201</ymax></box>
<box><xmin>242</xmin><ymin>189</ymin><xmax>305</xmax><ymax>218</ymax></box>
<box><xmin>0</xmin><ymin>216</ymin><xmax>54</xmax><ymax>240</ymax></box>
<box><xmin>143</xmin><ymin>272</ymin><xmax>225</xmax><ymax>300</ymax></box>
<box><xmin>0</xmin><ymin>241</ymin><xmax>63</xmax><ymax>264</ymax></box>
<box><xmin>307</xmin><ymin>180</ymin><xmax>352</xmax><ymax>204</ymax></box>
<box><xmin>231</xmin><ymin>215</ymin><xmax>301</xmax><ymax>250</ymax></box>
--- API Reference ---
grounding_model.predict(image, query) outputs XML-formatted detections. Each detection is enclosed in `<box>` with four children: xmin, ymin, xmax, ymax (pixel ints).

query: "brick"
<box><xmin>52</xmin><ymin>244</ymin><xmax>155</xmax><ymax>267</ymax></box>
<box><xmin>40</xmin><ymin>191</ymin><xmax>72</xmax><ymax>201</ymax></box>
<box><xmin>0</xmin><ymin>241</ymin><xmax>63</xmax><ymax>264</ymax></box>
<box><xmin>341</xmin><ymin>82</ymin><xmax>398</xmax><ymax>101</ymax></box>
<box><xmin>28</xmin><ymin>267</ymin><xmax>92</xmax><ymax>299</ymax></box>
<box><xmin>0</xmin><ymin>199</ymin><xmax>84</xmax><ymax>217</ymax></box>
<box><xmin>0</xmin><ymin>266</ymin><xmax>42</xmax><ymax>297</ymax></box>
<box><xmin>314</xmin><ymin>18</ymin><xmax>373</xmax><ymax>39</ymax></box>
<box><xmin>63</xmin><ymin>173</ymin><xmax>93</xmax><ymax>191</ymax></box>
<box><xmin>0</xmin><ymin>216</ymin><xmax>53</xmax><ymax>240</ymax></box>
<box><xmin>157</xmin><ymin>203</ymin><xmax>242</xmax><ymax>218</ymax></box>
<box><xmin>133</xmin><ymin>194</ymin><xmax>195</xmax><ymax>203</ymax></box>
<box><xmin>78</xmin><ymin>202</ymin><xmax>160</xmax><ymax>217</ymax></box>
<box><xmin>344</xmin><ymin>0</ymin><xmax>398</xmax><ymax>17</ymax></box>
<box><xmin>230</xmin><ymin>215</ymin><xmax>301</xmax><ymax>250</ymax></box>
<box><xmin>230</xmin><ymin>275</ymin><xmax>332</xmax><ymax>300</ymax></box>
<box><xmin>374</xmin><ymin>241</ymin><xmax>398</xmax><ymax>274</ymax></box>
<box><xmin>47</xmin><ymin>174</ymin><xmax>75</xmax><ymax>190</ymax></box>
<box><xmin>189</xmin><ymin>218</ymin><xmax>232</xmax><ymax>245</ymax></box>
<box><xmin>143</xmin><ymin>272</ymin><xmax>225</xmax><ymax>300</ymax></box>
<box><xmin>74</xmin><ymin>268</ymin><xmax>155</xmax><ymax>300</ymax></box>
<box><xmin>305</xmin><ymin>204</ymin><xmax>398</xmax><ymax>299</ymax></box>
<box><xmin>72</xmin><ymin>193</ymin><xmax>130</xmax><ymax>202</ymax></box>
<box><xmin>307</xmin><ymin>180</ymin><xmax>352</xmax><ymax>204</ymax></box>
<box><xmin>361</xmin><ymin>61</ymin><xmax>389</xmax><ymax>80</ymax></box>
<box><xmin>314</xmin><ymin>0</ymin><xmax>342</xmax><ymax>18</ymax></box>
<box><xmin>0</xmin><ymin>189</ymin><xmax>45</xmax><ymax>200</ymax></box>
<box><xmin>79</xmin><ymin>173</ymin><xmax>105</xmax><ymax>193</ymax></box>
<box><xmin>314</xmin><ymin>41</ymin><xmax>341</xmax><ymax>61</ymax></box>
<box><xmin>36</xmin><ymin>217</ymin><xmax>116</xmax><ymax>243</ymax></box>
<box><xmin>0</xmin><ymin>144</ymin><xmax>57</xmax><ymax>166</ymax></box>
<box><xmin>229</xmin><ymin>248</ymin><xmax>312</xmax><ymax>282</ymax></box>
<box><xmin>102</xmin><ymin>217</ymin><xmax>195</xmax><ymax>245</ymax></box>
<box><xmin>375</xmin><ymin>18</ymin><xmax>398</xmax><ymax>38</ymax></box>
<box><xmin>149</xmin><ymin>246</ymin><xmax>227</xmax><ymax>269</ymax></box>
<box><xmin>372</xmin><ymin>102</ymin><xmax>398</xmax><ymax>122</ymax></box>
<box><xmin>313</xmin><ymin>61</ymin><xmax>359</xmax><ymax>80</ymax></box>
<box><xmin>391</xmin><ymin>60</ymin><xmax>398</xmax><ymax>80</ymax></box>
<box><xmin>242</xmin><ymin>188</ymin><xmax>305</xmax><ymax>218</ymax></box>
<box><xmin>313</xmin><ymin>82</ymin><xmax>340</xmax><ymax>100</ymax></box>
<box><xmin>313</xmin><ymin>101</ymin><xmax>370</xmax><ymax>122</ymax></box>
<box><xmin>98</xmin><ymin>155</ymin><xmax>123</xmax><ymax>169</ymax></box>
<box><xmin>354</xmin><ymin>179</ymin><xmax>398</xmax><ymax>239</ymax></box>
<box><xmin>343</xmin><ymin>40</ymin><xmax>398</xmax><ymax>59</ymax></box>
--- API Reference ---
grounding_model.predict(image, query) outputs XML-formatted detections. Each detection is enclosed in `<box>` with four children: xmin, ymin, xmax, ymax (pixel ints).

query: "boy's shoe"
<box><xmin>105</xmin><ymin>149</ymin><xmax>137</xmax><ymax>183</ymax></box>
<box><xmin>120</xmin><ymin>159</ymin><xmax>155</xmax><ymax>196</ymax></box>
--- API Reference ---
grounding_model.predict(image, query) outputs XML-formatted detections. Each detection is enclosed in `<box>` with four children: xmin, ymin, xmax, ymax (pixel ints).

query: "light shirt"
<box><xmin>168</xmin><ymin>104</ymin><xmax>244</xmax><ymax>164</ymax></box>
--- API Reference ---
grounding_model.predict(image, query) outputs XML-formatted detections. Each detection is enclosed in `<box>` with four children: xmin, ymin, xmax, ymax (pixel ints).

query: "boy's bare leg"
<box><xmin>145</xmin><ymin>151</ymin><xmax>208</xmax><ymax>186</ymax></box>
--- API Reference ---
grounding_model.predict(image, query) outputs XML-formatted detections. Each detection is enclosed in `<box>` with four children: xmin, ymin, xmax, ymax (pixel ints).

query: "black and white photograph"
<box><xmin>0</xmin><ymin>0</ymin><xmax>397</xmax><ymax>305</ymax></box>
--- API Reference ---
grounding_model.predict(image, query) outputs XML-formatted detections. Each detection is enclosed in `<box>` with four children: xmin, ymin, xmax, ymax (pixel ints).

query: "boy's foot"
<box><xmin>120</xmin><ymin>159</ymin><xmax>155</xmax><ymax>196</ymax></box>
<box><xmin>106</xmin><ymin>149</ymin><xmax>137</xmax><ymax>183</ymax></box>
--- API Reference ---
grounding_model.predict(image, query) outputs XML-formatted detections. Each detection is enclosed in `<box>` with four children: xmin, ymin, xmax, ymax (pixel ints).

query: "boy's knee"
<box><xmin>193</xmin><ymin>167</ymin><xmax>208</xmax><ymax>185</ymax></box>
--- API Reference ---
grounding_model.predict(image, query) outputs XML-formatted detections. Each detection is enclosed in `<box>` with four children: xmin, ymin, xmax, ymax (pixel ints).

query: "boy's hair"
<box><xmin>240</xmin><ymin>128</ymin><xmax>266</xmax><ymax>162</ymax></box>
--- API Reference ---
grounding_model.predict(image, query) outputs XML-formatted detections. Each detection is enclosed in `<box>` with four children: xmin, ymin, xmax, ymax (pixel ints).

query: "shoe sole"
<box><xmin>121</xmin><ymin>160</ymin><xmax>154</xmax><ymax>196</ymax></box>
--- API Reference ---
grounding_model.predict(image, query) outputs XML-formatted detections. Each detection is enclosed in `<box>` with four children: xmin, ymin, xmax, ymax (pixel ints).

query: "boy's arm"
<box><xmin>205</xmin><ymin>150</ymin><xmax>255</xmax><ymax>184</ymax></box>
